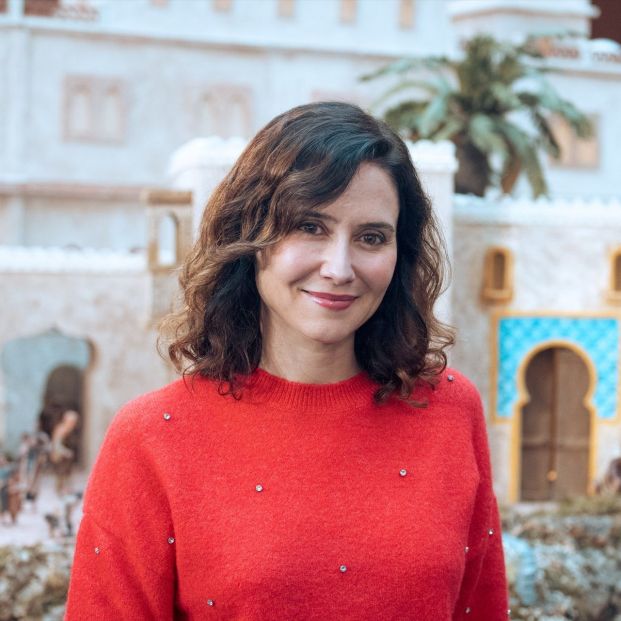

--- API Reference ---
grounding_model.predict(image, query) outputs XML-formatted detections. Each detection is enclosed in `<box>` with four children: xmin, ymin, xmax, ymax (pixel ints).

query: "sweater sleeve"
<box><xmin>453</xmin><ymin>385</ymin><xmax>509</xmax><ymax>621</ymax></box>
<box><xmin>65</xmin><ymin>401</ymin><xmax>176</xmax><ymax>620</ymax></box>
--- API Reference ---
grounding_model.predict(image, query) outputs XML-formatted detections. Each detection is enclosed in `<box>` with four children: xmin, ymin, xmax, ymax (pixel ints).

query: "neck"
<box><xmin>260</xmin><ymin>336</ymin><xmax>361</xmax><ymax>384</ymax></box>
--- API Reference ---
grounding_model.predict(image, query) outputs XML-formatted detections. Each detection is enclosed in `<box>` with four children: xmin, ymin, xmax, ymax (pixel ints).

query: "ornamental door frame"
<box><xmin>490</xmin><ymin>312</ymin><xmax>621</xmax><ymax>503</ymax></box>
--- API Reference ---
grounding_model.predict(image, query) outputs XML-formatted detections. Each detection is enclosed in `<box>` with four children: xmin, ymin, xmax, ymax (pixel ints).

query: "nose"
<box><xmin>318</xmin><ymin>238</ymin><xmax>355</xmax><ymax>284</ymax></box>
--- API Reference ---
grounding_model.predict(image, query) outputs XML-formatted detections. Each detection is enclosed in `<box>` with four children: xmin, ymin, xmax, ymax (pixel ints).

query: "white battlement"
<box><xmin>406</xmin><ymin>140</ymin><xmax>458</xmax><ymax>174</ymax></box>
<box><xmin>454</xmin><ymin>193</ymin><xmax>621</xmax><ymax>226</ymax></box>
<box><xmin>0</xmin><ymin>246</ymin><xmax>146</xmax><ymax>273</ymax></box>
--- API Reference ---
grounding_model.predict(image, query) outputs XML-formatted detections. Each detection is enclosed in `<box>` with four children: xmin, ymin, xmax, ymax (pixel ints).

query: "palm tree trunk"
<box><xmin>453</xmin><ymin>138</ymin><xmax>491</xmax><ymax>197</ymax></box>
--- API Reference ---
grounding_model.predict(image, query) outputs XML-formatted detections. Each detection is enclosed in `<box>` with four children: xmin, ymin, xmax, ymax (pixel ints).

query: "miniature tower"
<box><xmin>143</xmin><ymin>189</ymin><xmax>193</xmax><ymax>323</ymax></box>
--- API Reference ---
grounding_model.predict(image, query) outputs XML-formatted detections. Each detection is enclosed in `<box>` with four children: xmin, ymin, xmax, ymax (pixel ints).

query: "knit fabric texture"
<box><xmin>65</xmin><ymin>368</ymin><xmax>508</xmax><ymax>620</ymax></box>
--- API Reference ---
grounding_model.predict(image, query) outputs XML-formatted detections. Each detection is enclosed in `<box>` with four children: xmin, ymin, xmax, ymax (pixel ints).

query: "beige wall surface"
<box><xmin>0</xmin><ymin>269</ymin><xmax>174</xmax><ymax>468</ymax></box>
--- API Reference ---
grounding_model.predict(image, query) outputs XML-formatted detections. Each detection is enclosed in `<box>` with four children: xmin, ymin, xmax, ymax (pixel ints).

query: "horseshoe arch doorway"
<box><xmin>519</xmin><ymin>345</ymin><xmax>592</xmax><ymax>501</ymax></box>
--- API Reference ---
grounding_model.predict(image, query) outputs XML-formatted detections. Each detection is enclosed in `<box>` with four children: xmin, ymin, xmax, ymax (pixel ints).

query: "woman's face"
<box><xmin>255</xmin><ymin>162</ymin><xmax>399</xmax><ymax>353</ymax></box>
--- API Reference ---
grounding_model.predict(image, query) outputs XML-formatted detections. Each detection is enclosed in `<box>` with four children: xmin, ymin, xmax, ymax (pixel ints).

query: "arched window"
<box><xmin>67</xmin><ymin>82</ymin><xmax>92</xmax><ymax>139</ymax></box>
<box><xmin>101</xmin><ymin>84</ymin><xmax>123</xmax><ymax>142</ymax></box>
<box><xmin>609</xmin><ymin>248</ymin><xmax>621</xmax><ymax>301</ymax></box>
<box><xmin>482</xmin><ymin>247</ymin><xmax>513</xmax><ymax>304</ymax></box>
<box><xmin>157</xmin><ymin>213</ymin><xmax>179</xmax><ymax>268</ymax></box>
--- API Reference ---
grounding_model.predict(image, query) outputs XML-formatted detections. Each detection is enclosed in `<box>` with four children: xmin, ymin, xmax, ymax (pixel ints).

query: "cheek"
<box><xmin>257</xmin><ymin>241</ymin><xmax>314</xmax><ymax>286</ymax></box>
<box><xmin>364</xmin><ymin>251</ymin><xmax>397</xmax><ymax>291</ymax></box>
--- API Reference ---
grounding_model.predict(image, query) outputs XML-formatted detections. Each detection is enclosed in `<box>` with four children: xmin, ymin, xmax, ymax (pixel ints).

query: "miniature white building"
<box><xmin>0</xmin><ymin>0</ymin><xmax>619</xmax><ymax>504</ymax></box>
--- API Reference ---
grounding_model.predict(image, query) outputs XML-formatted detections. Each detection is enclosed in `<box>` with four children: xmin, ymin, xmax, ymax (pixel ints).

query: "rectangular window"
<box><xmin>549</xmin><ymin>114</ymin><xmax>599</xmax><ymax>169</ymax></box>
<box><xmin>399</xmin><ymin>0</ymin><xmax>414</xmax><ymax>29</ymax></box>
<box><xmin>340</xmin><ymin>0</ymin><xmax>356</xmax><ymax>23</ymax></box>
<box><xmin>278</xmin><ymin>0</ymin><xmax>294</xmax><ymax>18</ymax></box>
<box><xmin>213</xmin><ymin>0</ymin><xmax>232</xmax><ymax>12</ymax></box>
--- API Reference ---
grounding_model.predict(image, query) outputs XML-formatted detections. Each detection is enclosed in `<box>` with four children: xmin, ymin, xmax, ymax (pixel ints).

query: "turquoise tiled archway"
<box><xmin>496</xmin><ymin>316</ymin><xmax>620</xmax><ymax>420</ymax></box>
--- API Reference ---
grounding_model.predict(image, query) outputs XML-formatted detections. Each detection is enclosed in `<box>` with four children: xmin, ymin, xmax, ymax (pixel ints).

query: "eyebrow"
<box><xmin>303</xmin><ymin>210</ymin><xmax>396</xmax><ymax>233</ymax></box>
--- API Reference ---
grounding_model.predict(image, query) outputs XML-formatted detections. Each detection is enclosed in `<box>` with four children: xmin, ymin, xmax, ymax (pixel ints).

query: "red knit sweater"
<box><xmin>65</xmin><ymin>368</ymin><xmax>508</xmax><ymax>620</ymax></box>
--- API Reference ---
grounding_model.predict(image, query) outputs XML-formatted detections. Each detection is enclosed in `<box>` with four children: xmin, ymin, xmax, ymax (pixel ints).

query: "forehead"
<box><xmin>317</xmin><ymin>163</ymin><xmax>399</xmax><ymax>224</ymax></box>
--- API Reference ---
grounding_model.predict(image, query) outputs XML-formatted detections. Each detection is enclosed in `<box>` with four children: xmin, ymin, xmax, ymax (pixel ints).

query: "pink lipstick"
<box><xmin>303</xmin><ymin>290</ymin><xmax>358</xmax><ymax>310</ymax></box>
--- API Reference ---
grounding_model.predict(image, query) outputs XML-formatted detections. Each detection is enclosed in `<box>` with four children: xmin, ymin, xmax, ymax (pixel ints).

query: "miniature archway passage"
<box><xmin>520</xmin><ymin>346</ymin><xmax>590</xmax><ymax>501</ymax></box>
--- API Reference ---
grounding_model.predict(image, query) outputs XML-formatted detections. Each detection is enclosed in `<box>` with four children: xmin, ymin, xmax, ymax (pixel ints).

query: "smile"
<box><xmin>303</xmin><ymin>290</ymin><xmax>359</xmax><ymax>310</ymax></box>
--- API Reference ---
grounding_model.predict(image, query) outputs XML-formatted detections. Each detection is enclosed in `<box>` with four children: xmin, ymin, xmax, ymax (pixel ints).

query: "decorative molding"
<box><xmin>141</xmin><ymin>189</ymin><xmax>192</xmax><ymax>206</ymax></box>
<box><xmin>0</xmin><ymin>246</ymin><xmax>146</xmax><ymax>273</ymax></box>
<box><xmin>454</xmin><ymin>194</ymin><xmax>621</xmax><ymax>227</ymax></box>
<box><xmin>24</xmin><ymin>0</ymin><xmax>98</xmax><ymax>20</ymax></box>
<box><xmin>0</xmin><ymin>181</ymin><xmax>144</xmax><ymax>201</ymax></box>
<box><xmin>447</xmin><ymin>0</ymin><xmax>598</xmax><ymax>20</ymax></box>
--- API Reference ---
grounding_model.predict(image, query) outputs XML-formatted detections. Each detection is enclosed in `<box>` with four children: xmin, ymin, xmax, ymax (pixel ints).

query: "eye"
<box><xmin>360</xmin><ymin>232</ymin><xmax>387</xmax><ymax>246</ymax></box>
<box><xmin>298</xmin><ymin>221</ymin><xmax>323</xmax><ymax>235</ymax></box>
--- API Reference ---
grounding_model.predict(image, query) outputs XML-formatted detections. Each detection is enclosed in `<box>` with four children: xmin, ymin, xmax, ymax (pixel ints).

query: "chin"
<box><xmin>302</xmin><ymin>325</ymin><xmax>358</xmax><ymax>346</ymax></box>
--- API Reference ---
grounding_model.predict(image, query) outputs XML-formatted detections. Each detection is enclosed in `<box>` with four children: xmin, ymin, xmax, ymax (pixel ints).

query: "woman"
<box><xmin>66</xmin><ymin>102</ymin><xmax>508</xmax><ymax>620</ymax></box>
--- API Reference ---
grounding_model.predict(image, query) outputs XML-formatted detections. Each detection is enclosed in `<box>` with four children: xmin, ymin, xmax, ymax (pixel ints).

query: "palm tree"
<box><xmin>362</xmin><ymin>35</ymin><xmax>592</xmax><ymax>197</ymax></box>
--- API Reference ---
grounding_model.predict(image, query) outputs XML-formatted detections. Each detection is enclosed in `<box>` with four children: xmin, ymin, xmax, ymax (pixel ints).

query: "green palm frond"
<box><xmin>497</xmin><ymin>120</ymin><xmax>548</xmax><ymax>197</ymax></box>
<box><xmin>529</xmin><ymin>110</ymin><xmax>561</xmax><ymax>158</ymax></box>
<box><xmin>383</xmin><ymin>100</ymin><xmax>427</xmax><ymax>135</ymax></box>
<box><xmin>467</xmin><ymin>115</ymin><xmax>508</xmax><ymax>158</ymax></box>
<box><xmin>360</xmin><ymin>55</ymin><xmax>454</xmax><ymax>82</ymax></box>
<box><xmin>361</xmin><ymin>33</ymin><xmax>590</xmax><ymax>197</ymax></box>
<box><xmin>489</xmin><ymin>83</ymin><xmax>522</xmax><ymax>112</ymax></box>
<box><xmin>418</xmin><ymin>92</ymin><xmax>451</xmax><ymax>137</ymax></box>
<box><xmin>368</xmin><ymin>78</ymin><xmax>449</xmax><ymax>112</ymax></box>
<box><xmin>432</xmin><ymin>118</ymin><xmax>465</xmax><ymax>141</ymax></box>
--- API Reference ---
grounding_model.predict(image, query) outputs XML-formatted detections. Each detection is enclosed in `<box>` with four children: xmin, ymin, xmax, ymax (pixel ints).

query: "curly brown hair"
<box><xmin>161</xmin><ymin>101</ymin><xmax>454</xmax><ymax>403</ymax></box>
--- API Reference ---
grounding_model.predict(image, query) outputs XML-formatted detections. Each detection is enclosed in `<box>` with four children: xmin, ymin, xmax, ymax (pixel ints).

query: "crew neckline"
<box><xmin>243</xmin><ymin>367</ymin><xmax>379</xmax><ymax>412</ymax></box>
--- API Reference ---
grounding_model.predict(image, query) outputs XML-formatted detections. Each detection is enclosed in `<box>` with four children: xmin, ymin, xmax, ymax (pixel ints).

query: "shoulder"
<box><xmin>426</xmin><ymin>367</ymin><xmax>483</xmax><ymax>410</ymax></box>
<box><xmin>415</xmin><ymin>367</ymin><xmax>487</xmax><ymax>438</ymax></box>
<box><xmin>86</xmin><ymin>376</ymin><xmax>222</xmax><ymax>500</ymax></box>
<box><xmin>105</xmin><ymin>375</ymin><xmax>222</xmax><ymax>442</ymax></box>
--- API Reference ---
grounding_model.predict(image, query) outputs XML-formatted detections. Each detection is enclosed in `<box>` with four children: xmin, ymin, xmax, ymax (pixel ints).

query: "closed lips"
<box><xmin>303</xmin><ymin>291</ymin><xmax>358</xmax><ymax>301</ymax></box>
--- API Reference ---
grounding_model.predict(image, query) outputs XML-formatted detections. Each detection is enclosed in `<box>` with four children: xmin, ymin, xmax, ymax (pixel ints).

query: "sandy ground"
<box><xmin>0</xmin><ymin>470</ymin><xmax>88</xmax><ymax>547</ymax></box>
